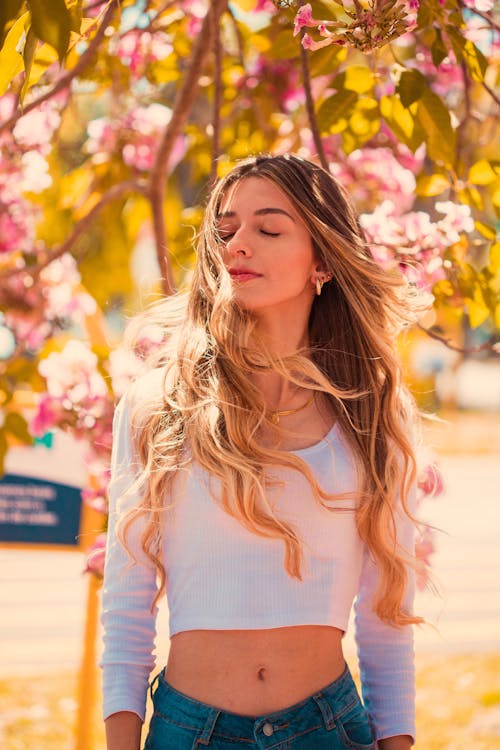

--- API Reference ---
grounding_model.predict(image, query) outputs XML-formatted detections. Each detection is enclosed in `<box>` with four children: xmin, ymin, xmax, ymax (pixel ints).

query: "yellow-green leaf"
<box><xmin>23</xmin><ymin>41</ymin><xmax>58</xmax><ymax>90</ymax></box>
<box><xmin>462</xmin><ymin>39</ymin><xmax>488</xmax><ymax>83</ymax></box>
<box><xmin>417</xmin><ymin>89</ymin><xmax>455</xmax><ymax>167</ymax></box>
<box><xmin>267</xmin><ymin>30</ymin><xmax>300</xmax><ymax>60</ymax></box>
<box><xmin>416</xmin><ymin>173</ymin><xmax>450</xmax><ymax>197</ymax></box>
<box><xmin>475</xmin><ymin>221</ymin><xmax>497</xmax><ymax>241</ymax></box>
<box><xmin>397</xmin><ymin>69</ymin><xmax>427</xmax><ymax>108</ymax></box>
<box><xmin>4</xmin><ymin>412</ymin><xmax>33</xmax><ymax>444</ymax></box>
<box><xmin>0</xmin><ymin>11</ymin><xmax>28</xmax><ymax>95</ymax></box>
<box><xmin>495</xmin><ymin>303</ymin><xmax>500</xmax><ymax>330</ymax></box>
<box><xmin>490</xmin><ymin>241</ymin><xmax>500</xmax><ymax>271</ymax></box>
<box><xmin>317</xmin><ymin>89</ymin><xmax>358</xmax><ymax>135</ymax></box>
<box><xmin>0</xmin><ymin>0</ymin><xmax>24</xmax><ymax>47</ymax></box>
<box><xmin>380</xmin><ymin>94</ymin><xmax>423</xmax><ymax>152</ymax></box>
<box><xmin>467</xmin><ymin>287</ymin><xmax>490</xmax><ymax>329</ymax></box>
<box><xmin>20</xmin><ymin>26</ymin><xmax>37</xmax><ymax>103</ymax></box>
<box><xmin>468</xmin><ymin>159</ymin><xmax>499</xmax><ymax>186</ymax></box>
<box><xmin>27</xmin><ymin>0</ymin><xmax>71</xmax><ymax>61</ymax></box>
<box><xmin>333</xmin><ymin>66</ymin><xmax>374</xmax><ymax>94</ymax></box>
<box><xmin>458</xmin><ymin>186</ymin><xmax>483</xmax><ymax>211</ymax></box>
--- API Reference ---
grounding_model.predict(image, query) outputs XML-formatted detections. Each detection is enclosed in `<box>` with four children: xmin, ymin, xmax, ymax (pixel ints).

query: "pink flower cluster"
<box><xmin>360</xmin><ymin>198</ymin><xmax>474</xmax><ymax>289</ymax></box>
<box><xmin>86</xmin><ymin>105</ymin><xmax>186</xmax><ymax>173</ymax></box>
<box><xmin>30</xmin><ymin>339</ymin><xmax>111</xmax><ymax>439</ymax></box>
<box><xmin>294</xmin><ymin>1</ymin><xmax>418</xmax><ymax>53</ymax></box>
<box><xmin>414</xmin><ymin>459</ymin><xmax>445</xmax><ymax>589</ymax></box>
<box><xmin>2</xmin><ymin>254</ymin><xmax>97</xmax><ymax>351</ymax></box>
<box><xmin>115</xmin><ymin>30</ymin><xmax>173</xmax><ymax>77</ymax></box>
<box><xmin>330</xmin><ymin>147</ymin><xmax>418</xmax><ymax>214</ymax></box>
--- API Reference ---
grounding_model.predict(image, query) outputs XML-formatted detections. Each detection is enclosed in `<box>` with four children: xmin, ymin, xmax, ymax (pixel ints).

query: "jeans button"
<box><xmin>262</xmin><ymin>722</ymin><xmax>274</xmax><ymax>736</ymax></box>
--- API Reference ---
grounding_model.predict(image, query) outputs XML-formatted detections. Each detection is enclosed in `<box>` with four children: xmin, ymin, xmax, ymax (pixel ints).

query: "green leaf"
<box><xmin>467</xmin><ymin>287</ymin><xmax>490</xmax><ymax>329</ymax></box>
<box><xmin>380</xmin><ymin>94</ymin><xmax>424</xmax><ymax>152</ymax></box>
<box><xmin>332</xmin><ymin>66</ymin><xmax>374</xmax><ymax>94</ymax></box>
<box><xmin>416</xmin><ymin>173</ymin><xmax>450</xmax><ymax>197</ymax></box>
<box><xmin>458</xmin><ymin>186</ymin><xmax>483</xmax><ymax>211</ymax></box>
<box><xmin>317</xmin><ymin>89</ymin><xmax>358</xmax><ymax>135</ymax></box>
<box><xmin>490</xmin><ymin>241</ymin><xmax>500</xmax><ymax>272</ymax></box>
<box><xmin>27</xmin><ymin>0</ymin><xmax>71</xmax><ymax>62</ymax></box>
<box><xmin>397</xmin><ymin>69</ymin><xmax>427</xmax><ymax>108</ymax></box>
<box><xmin>4</xmin><ymin>412</ymin><xmax>33</xmax><ymax>444</ymax></box>
<box><xmin>266</xmin><ymin>29</ymin><xmax>300</xmax><ymax>60</ymax></box>
<box><xmin>417</xmin><ymin>89</ymin><xmax>456</xmax><ymax>167</ymax></box>
<box><xmin>468</xmin><ymin>159</ymin><xmax>500</xmax><ymax>186</ymax></box>
<box><xmin>462</xmin><ymin>39</ymin><xmax>488</xmax><ymax>83</ymax></box>
<box><xmin>431</xmin><ymin>28</ymin><xmax>448</xmax><ymax>68</ymax></box>
<box><xmin>0</xmin><ymin>11</ymin><xmax>28</xmax><ymax>95</ymax></box>
<box><xmin>66</xmin><ymin>0</ymin><xmax>82</xmax><ymax>33</ymax></box>
<box><xmin>475</xmin><ymin>221</ymin><xmax>497</xmax><ymax>241</ymax></box>
<box><xmin>0</xmin><ymin>0</ymin><xmax>23</xmax><ymax>47</ymax></box>
<box><xmin>20</xmin><ymin>25</ymin><xmax>37</xmax><ymax>102</ymax></box>
<box><xmin>445</xmin><ymin>25</ymin><xmax>465</xmax><ymax>62</ymax></box>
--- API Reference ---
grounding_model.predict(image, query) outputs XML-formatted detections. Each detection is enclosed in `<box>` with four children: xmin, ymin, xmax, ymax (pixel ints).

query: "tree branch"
<box><xmin>148</xmin><ymin>4</ymin><xmax>221</xmax><ymax>295</ymax></box>
<box><xmin>0</xmin><ymin>0</ymin><xmax>118</xmax><ymax>134</ymax></box>
<box><xmin>0</xmin><ymin>180</ymin><xmax>142</xmax><ymax>281</ymax></box>
<box><xmin>418</xmin><ymin>323</ymin><xmax>498</xmax><ymax>355</ymax></box>
<box><xmin>299</xmin><ymin>27</ymin><xmax>329</xmax><ymax>170</ymax></box>
<box><xmin>209</xmin><ymin>0</ymin><xmax>225</xmax><ymax>188</ymax></box>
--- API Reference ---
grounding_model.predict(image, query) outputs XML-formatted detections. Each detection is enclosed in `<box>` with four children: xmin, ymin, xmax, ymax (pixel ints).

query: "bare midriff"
<box><xmin>164</xmin><ymin>625</ymin><xmax>346</xmax><ymax>716</ymax></box>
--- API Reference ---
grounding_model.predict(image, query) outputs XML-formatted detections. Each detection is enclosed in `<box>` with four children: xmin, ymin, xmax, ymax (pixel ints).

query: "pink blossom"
<box><xmin>38</xmin><ymin>340</ymin><xmax>108</xmax><ymax>401</ymax></box>
<box><xmin>12</xmin><ymin>107</ymin><xmax>61</xmax><ymax>151</ymax></box>
<box><xmin>463</xmin><ymin>0</ymin><xmax>493</xmax><ymax>10</ymax></box>
<box><xmin>29</xmin><ymin>396</ymin><xmax>59</xmax><ymax>437</ymax></box>
<box><xmin>418</xmin><ymin>463</ymin><xmax>445</xmax><ymax>498</ymax></box>
<box><xmin>415</xmin><ymin>526</ymin><xmax>435</xmax><ymax>590</ymax></box>
<box><xmin>294</xmin><ymin>4</ymin><xmax>314</xmax><ymax>36</ymax></box>
<box><xmin>81</xmin><ymin>487</ymin><xmax>108</xmax><ymax>514</ymax></box>
<box><xmin>302</xmin><ymin>33</ymin><xmax>336</xmax><ymax>51</ymax></box>
<box><xmin>116</xmin><ymin>30</ymin><xmax>173</xmax><ymax>76</ymax></box>
<box><xmin>330</xmin><ymin>147</ymin><xmax>417</xmax><ymax>214</ymax></box>
<box><xmin>85</xmin><ymin>533</ymin><xmax>107</xmax><ymax>577</ymax></box>
<box><xmin>108</xmin><ymin>347</ymin><xmax>144</xmax><ymax>397</ymax></box>
<box><xmin>435</xmin><ymin>201</ymin><xmax>475</xmax><ymax>244</ymax></box>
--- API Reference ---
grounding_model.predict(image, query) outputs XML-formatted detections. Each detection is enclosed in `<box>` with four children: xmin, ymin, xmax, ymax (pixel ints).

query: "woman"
<box><xmin>101</xmin><ymin>154</ymin><xmax>422</xmax><ymax>750</ymax></box>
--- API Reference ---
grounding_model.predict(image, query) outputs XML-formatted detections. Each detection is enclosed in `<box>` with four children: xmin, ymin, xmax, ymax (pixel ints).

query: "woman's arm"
<box><xmin>100</xmin><ymin>392</ymin><xmax>159</xmax><ymax>728</ymax></box>
<box><xmin>105</xmin><ymin>711</ymin><xmax>142</xmax><ymax>750</ymax></box>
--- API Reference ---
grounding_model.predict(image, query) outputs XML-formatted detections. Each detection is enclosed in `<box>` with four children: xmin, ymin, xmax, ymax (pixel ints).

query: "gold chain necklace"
<box><xmin>269</xmin><ymin>392</ymin><xmax>316</xmax><ymax>425</ymax></box>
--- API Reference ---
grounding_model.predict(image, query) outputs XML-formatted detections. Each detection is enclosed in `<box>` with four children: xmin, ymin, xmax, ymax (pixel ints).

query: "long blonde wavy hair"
<box><xmin>120</xmin><ymin>153</ymin><xmax>423</xmax><ymax>627</ymax></box>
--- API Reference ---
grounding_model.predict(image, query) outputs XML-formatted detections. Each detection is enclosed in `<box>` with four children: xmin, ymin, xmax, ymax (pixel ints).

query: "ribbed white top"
<box><xmin>100</xmin><ymin>373</ymin><xmax>416</xmax><ymax>744</ymax></box>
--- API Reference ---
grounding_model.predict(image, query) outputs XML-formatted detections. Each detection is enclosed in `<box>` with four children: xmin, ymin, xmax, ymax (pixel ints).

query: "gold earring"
<box><xmin>315</xmin><ymin>278</ymin><xmax>323</xmax><ymax>296</ymax></box>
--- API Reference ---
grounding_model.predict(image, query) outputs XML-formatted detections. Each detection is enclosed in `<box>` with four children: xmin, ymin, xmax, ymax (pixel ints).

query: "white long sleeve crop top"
<box><xmin>100</xmin><ymin>373</ymin><xmax>417</xmax><ymax>744</ymax></box>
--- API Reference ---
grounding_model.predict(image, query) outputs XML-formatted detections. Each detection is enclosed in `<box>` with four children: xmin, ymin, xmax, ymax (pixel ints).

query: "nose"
<box><xmin>225</xmin><ymin>227</ymin><xmax>252</xmax><ymax>257</ymax></box>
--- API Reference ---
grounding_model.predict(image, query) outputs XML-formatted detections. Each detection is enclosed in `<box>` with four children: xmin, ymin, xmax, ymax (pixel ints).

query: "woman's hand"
<box><xmin>378</xmin><ymin>736</ymin><xmax>413</xmax><ymax>750</ymax></box>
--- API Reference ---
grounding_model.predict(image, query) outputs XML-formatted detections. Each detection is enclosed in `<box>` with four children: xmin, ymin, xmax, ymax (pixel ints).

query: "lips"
<box><xmin>229</xmin><ymin>268</ymin><xmax>262</xmax><ymax>279</ymax></box>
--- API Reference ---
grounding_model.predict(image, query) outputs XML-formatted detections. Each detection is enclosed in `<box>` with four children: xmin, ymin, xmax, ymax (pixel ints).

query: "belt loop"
<box><xmin>149</xmin><ymin>668</ymin><xmax>163</xmax><ymax>700</ymax></box>
<box><xmin>195</xmin><ymin>708</ymin><xmax>220</xmax><ymax>746</ymax></box>
<box><xmin>313</xmin><ymin>692</ymin><xmax>336</xmax><ymax>731</ymax></box>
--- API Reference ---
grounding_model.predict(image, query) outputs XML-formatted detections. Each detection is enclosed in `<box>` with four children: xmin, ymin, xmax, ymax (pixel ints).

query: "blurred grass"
<box><xmin>1</xmin><ymin>653</ymin><xmax>499</xmax><ymax>749</ymax></box>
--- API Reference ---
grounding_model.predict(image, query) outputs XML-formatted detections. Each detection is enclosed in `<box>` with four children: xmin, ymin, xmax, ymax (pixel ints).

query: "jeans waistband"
<box><xmin>149</xmin><ymin>662</ymin><xmax>362</xmax><ymax>745</ymax></box>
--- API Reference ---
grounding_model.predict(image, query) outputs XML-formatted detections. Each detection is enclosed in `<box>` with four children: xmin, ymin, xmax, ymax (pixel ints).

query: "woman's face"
<box><xmin>216</xmin><ymin>177</ymin><xmax>319</xmax><ymax>316</ymax></box>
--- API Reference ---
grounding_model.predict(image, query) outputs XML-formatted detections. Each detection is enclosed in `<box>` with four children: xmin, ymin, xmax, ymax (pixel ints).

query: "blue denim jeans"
<box><xmin>144</xmin><ymin>663</ymin><xmax>376</xmax><ymax>749</ymax></box>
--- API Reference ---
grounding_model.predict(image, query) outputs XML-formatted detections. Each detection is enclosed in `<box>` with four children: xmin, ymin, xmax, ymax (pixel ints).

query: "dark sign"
<box><xmin>0</xmin><ymin>474</ymin><xmax>82</xmax><ymax>546</ymax></box>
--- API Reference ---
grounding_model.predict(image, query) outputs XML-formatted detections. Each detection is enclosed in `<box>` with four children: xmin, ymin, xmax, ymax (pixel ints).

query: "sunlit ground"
<box><xmin>1</xmin><ymin>653</ymin><xmax>500</xmax><ymax>749</ymax></box>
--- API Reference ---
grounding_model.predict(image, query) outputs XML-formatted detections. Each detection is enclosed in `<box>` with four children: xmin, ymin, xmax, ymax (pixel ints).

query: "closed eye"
<box><xmin>260</xmin><ymin>230</ymin><xmax>280</xmax><ymax>237</ymax></box>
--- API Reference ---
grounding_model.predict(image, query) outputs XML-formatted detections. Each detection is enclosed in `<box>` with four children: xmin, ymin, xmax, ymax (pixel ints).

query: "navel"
<box><xmin>257</xmin><ymin>666</ymin><xmax>267</xmax><ymax>682</ymax></box>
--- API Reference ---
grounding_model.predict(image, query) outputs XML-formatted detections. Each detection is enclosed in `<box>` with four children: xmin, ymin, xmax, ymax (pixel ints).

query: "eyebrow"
<box><xmin>216</xmin><ymin>208</ymin><xmax>296</xmax><ymax>222</ymax></box>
